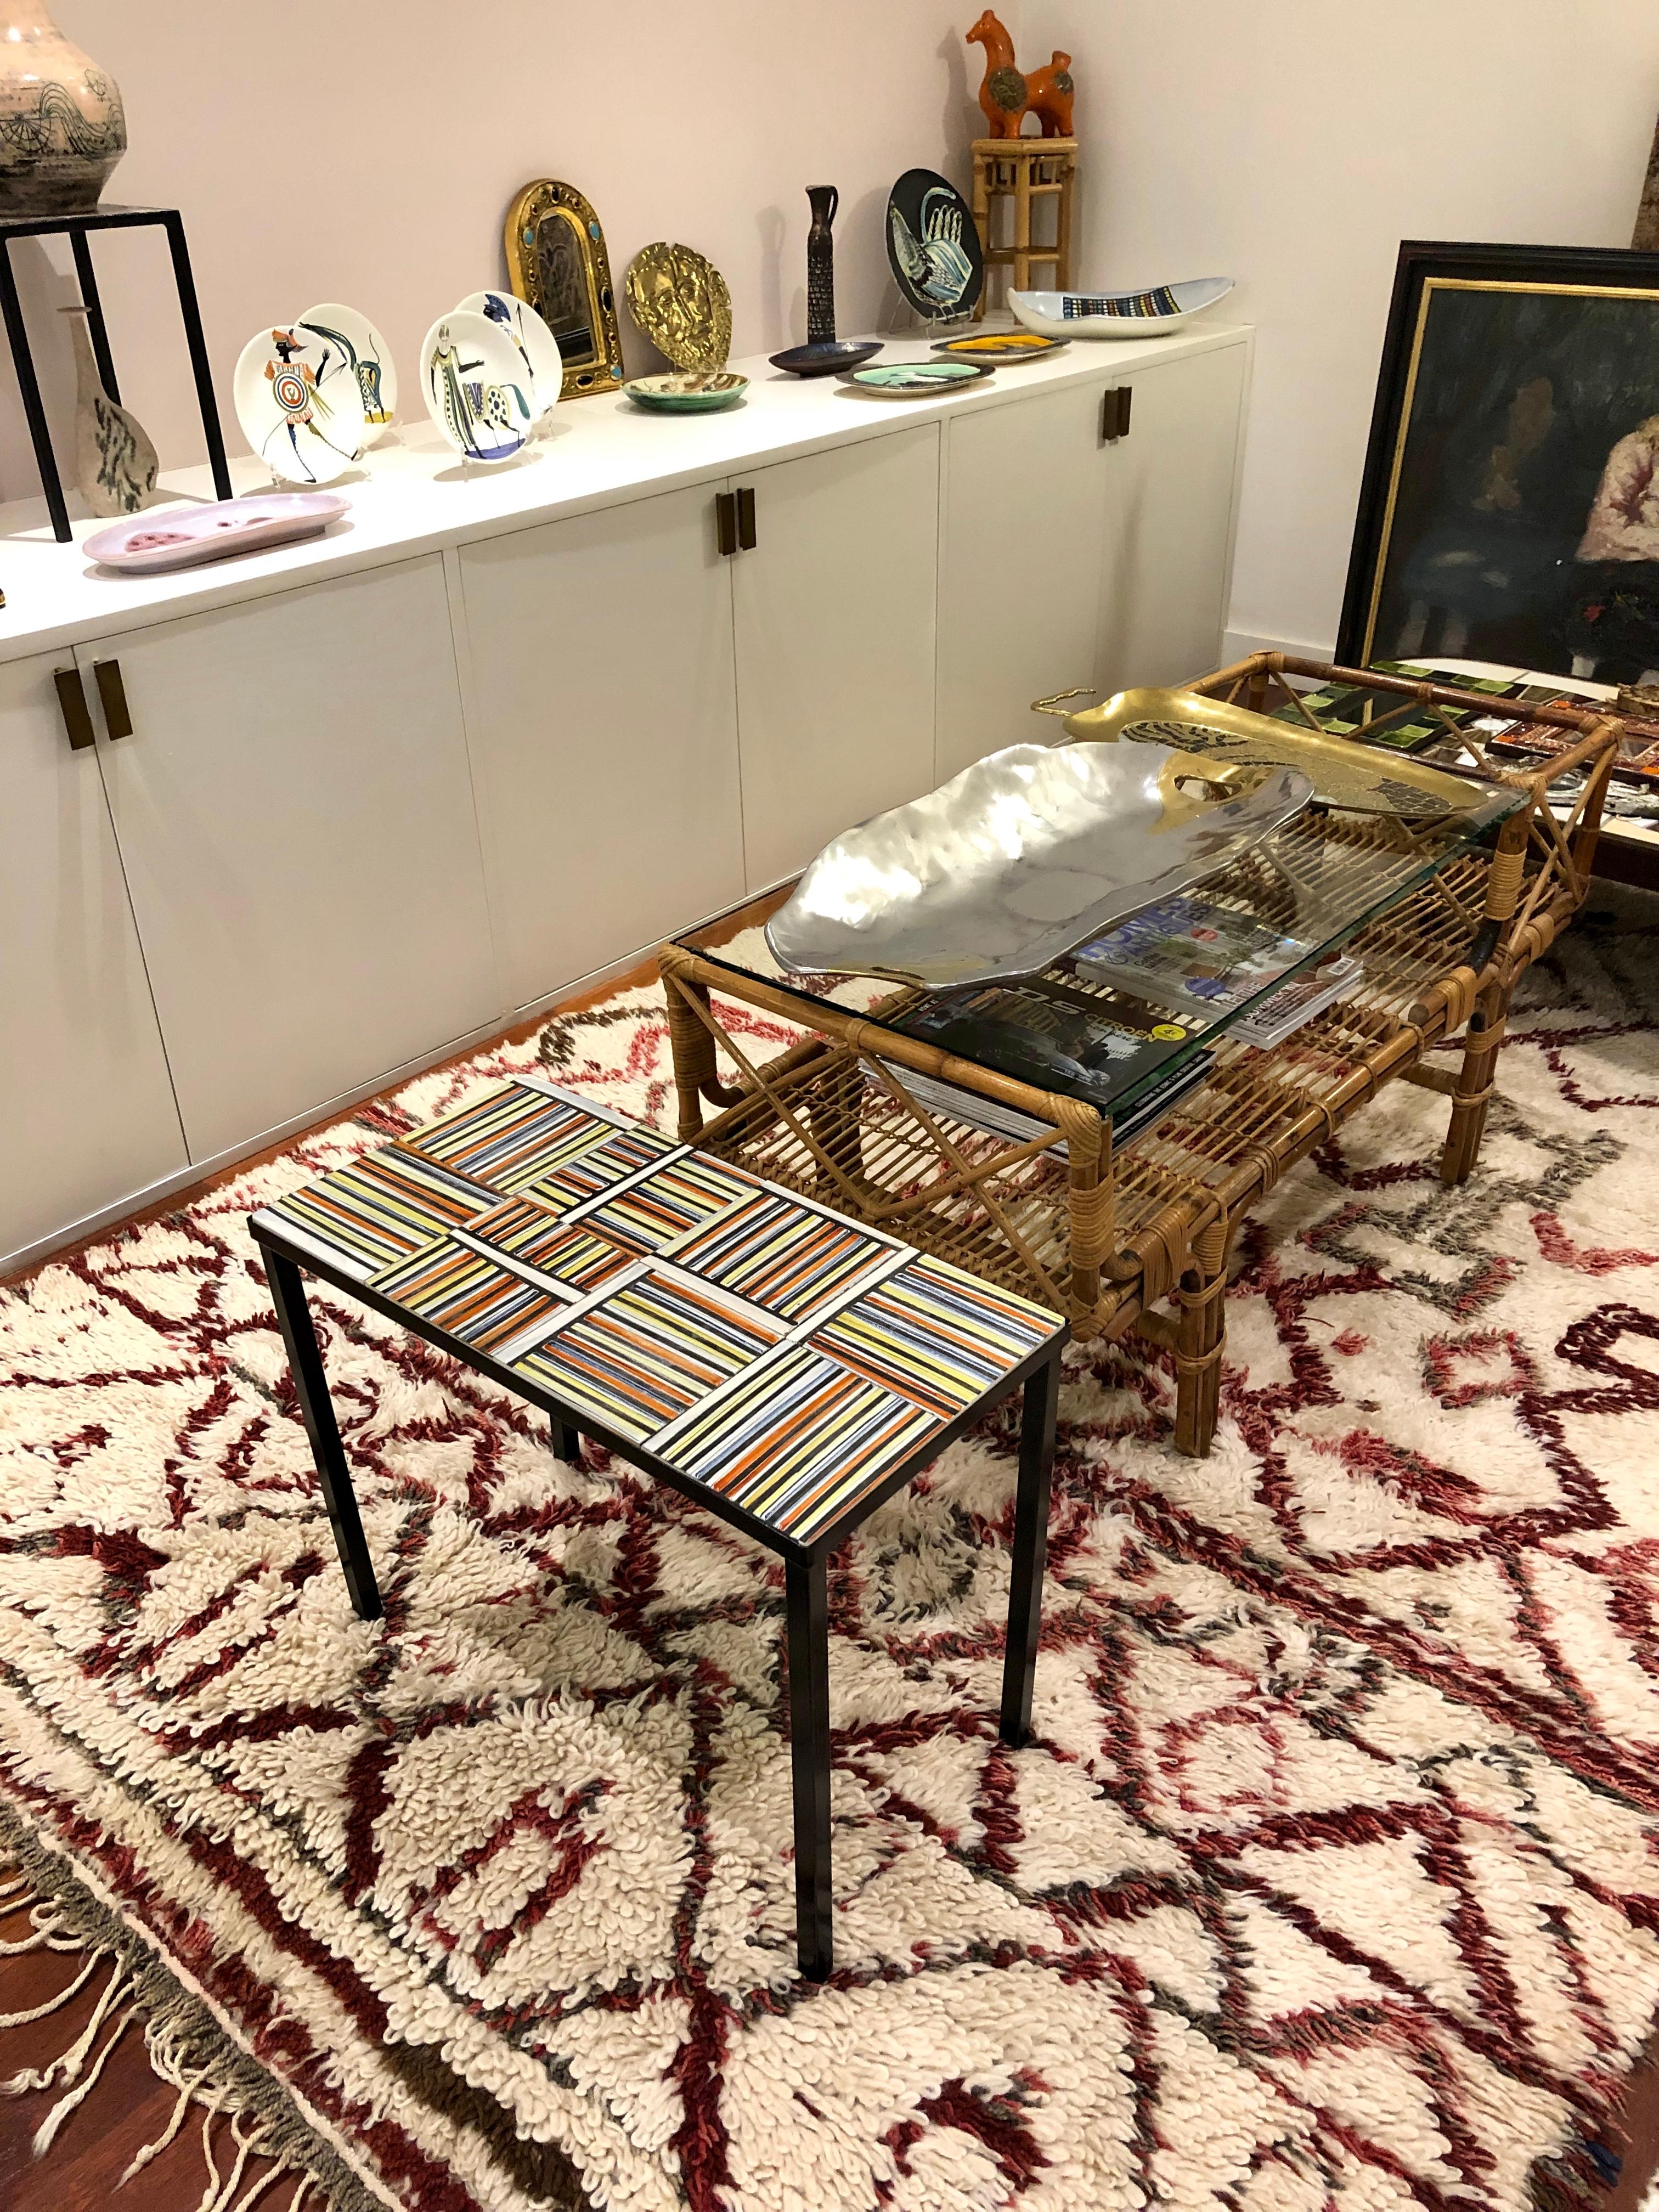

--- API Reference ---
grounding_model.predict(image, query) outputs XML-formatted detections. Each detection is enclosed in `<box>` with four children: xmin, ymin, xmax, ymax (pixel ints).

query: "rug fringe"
<box><xmin>0</xmin><ymin>1815</ymin><xmax>387</xmax><ymax>2212</ymax></box>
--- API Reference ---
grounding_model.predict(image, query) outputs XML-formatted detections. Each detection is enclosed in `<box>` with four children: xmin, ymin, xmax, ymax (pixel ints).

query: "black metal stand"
<box><xmin>0</xmin><ymin>203</ymin><xmax>232</xmax><ymax>544</ymax></box>
<box><xmin>264</xmin><ymin>1251</ymin><xmax>383</xmax><ymax>1623</ymax></box>
<box><xmin>999</xmin><ymin>1358</ymin><xmax>1062</xmax><ymax>1747</ymax></box>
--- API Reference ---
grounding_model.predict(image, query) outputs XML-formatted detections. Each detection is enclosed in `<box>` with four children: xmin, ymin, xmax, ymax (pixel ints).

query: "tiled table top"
<box><xmin>251</xmin><ymin>1079</ymin><xmax>1063</xmax><ymax>1547</ymax></box>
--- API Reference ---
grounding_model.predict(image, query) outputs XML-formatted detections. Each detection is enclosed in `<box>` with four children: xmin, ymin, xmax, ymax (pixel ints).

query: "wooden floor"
<box><xmin>4</xmin><ymin>883</ymin><xmax>1658</xmax><ymax>2207</ymax></box>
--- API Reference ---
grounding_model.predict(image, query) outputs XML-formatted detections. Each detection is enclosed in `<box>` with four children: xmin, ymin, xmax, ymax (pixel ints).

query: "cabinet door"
<box><xmin>1097</xmin><ymin>343</ymin><xmax>1247</xmax><ymax>692</ymax></box>
<box><xmin>459</xmin><ymin>484</ymin><xmax>743</xmax><ymax>1012</ymax></box>
<box><xmin>936</xmin><ymin>379</ymin><xmax>1118</xmax><ymax>781</ymax></box>
<box><xmin>732</xmin><ymin>425</ymin><xmax>940</xmax><ymax>889</ymax></box>
<box><xmin>0</xmin><ymin>654</ymin><xmax>187</xmax><ymax>1265</ymax></box>
<box><xmin>86</xmin><ymin>557</ymin><xmax>498</xmax><ymax>1163</ymax></box>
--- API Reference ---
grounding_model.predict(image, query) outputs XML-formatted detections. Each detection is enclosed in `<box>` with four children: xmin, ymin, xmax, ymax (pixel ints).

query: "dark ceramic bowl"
<box><xmin>768</xmin><ymin>340</ymin><xmax>883</xmax><ymax>379</ymax></box>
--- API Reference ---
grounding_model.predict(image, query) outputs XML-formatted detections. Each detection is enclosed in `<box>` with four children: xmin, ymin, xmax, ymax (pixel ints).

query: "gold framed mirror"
<box><xmin>504</xmin><ymin>180</ymin><xmax>624</xmax><ymax>399</ymax></box>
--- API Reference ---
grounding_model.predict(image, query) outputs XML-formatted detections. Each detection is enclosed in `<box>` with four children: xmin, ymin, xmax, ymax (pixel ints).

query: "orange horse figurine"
<box><xmin>967</xmin><ymin>10</ymin><xmax>1075</xmax><ymax>139</ymax></box>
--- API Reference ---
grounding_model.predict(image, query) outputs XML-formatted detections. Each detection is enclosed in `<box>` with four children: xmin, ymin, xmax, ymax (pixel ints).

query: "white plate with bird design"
<box><xmin>420</xmin><ymin>309</ymin><xmax>537</xmax><ymax>463</ymax></box>
<box><xmin>233</xmin><ymin>325</ymin><xmax>366</xmax><ymax>486</ymax></box>
<box><xmin>297</xmin><ymin>302</ymin><xmax>397</xmax><ymax>439</ymax></box>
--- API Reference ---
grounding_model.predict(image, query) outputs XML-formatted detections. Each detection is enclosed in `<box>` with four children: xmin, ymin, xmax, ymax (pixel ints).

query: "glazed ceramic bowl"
<box><xmin>1009</xmin><ymin>276</ymin><xmax>1235</xmax><ymax>340</ymax></box>
<box><xmin>769</xmin><ymin>339</ymin><xmax>882</xmax><ymax>379</ymax></box>
<box><xmin>455</xmin><ymin>290</ymin><xmax>563</xmax><ymax>422</ymax></box>
<box><xmin>627</xmin><ymin>370</ymin><xmax>748</xmax><ymax>414</ymax></box>
<box><xmin>837</xmin><ymin>359</ymin><xmax>993</xmax><ymax>398</ymax></box>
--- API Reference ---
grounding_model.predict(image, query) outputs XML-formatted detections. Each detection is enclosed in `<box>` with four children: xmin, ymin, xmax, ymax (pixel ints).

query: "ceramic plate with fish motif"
<box><xmin>455</xmin><ymin>290</ymin><xmax>563</xmax><ymax>421</ymax></box>
<box><xmin>838</xmin><ymin>358</ymin><xmax>993</xmax><ymax>398</ymax></box>
<box><xmin>420</xmin><ymin>309</ymin><xmax>536</xmax><ymax>463</ymax></box>
<box><xmin>885</xmin><ymin>168</ymin><xmax>984</xmax><ymax>322</ymax></box>
<box><xmin>297</xmin><ymin>303</ymin><xmax>397</xmax><ymax>438</ymax></box>
<box><xmin>85</xmin><ymin>492</ymin><xmax>349</xmax><ymax>574</ymax></box>
<box><xmin>233</xmin><ymin>325</ymin><xmax>366</xmax><ymax>486</ymax></box>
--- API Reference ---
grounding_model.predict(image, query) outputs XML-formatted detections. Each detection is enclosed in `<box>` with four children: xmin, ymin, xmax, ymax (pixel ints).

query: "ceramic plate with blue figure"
<box><xmin>455</xmin><ymin>290</ymin><xmax>563</xmax><ymax>422</ymax></box>
<box><xmin>885</xmin><ymin>169</ymin><xmax>984</xmax><ymax>322</ymax></box>
<box><xmin>420</xmin><ymin>309</ymin><xmax>535</xmax><ymax>463</ymax></box>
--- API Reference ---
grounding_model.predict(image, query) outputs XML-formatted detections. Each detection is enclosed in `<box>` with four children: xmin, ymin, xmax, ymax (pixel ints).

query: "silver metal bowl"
<box><xmin>766</xmin><ymin>739</ymin><xmax>1313</xmax><ymax>988</ymax></box>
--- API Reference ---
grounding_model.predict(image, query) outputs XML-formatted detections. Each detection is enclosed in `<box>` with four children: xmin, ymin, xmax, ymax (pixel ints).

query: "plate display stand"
<box><xmin>0</xmin><ymin>204</ymin><xmax>232</xmax><ymax>543</ymax></box>
<box><xmin>660</xmin><ymin>654</ymin><xmax>1621</xmax><ymax>1460</ymax></box>
<box><xmin>969</xmin><ymin>138</ymin><xmax>1077</xmax><ymax>320</ymax></box>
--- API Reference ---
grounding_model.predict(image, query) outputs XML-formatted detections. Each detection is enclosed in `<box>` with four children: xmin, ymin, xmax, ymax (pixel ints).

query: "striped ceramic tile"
<box><xmin>522</xmin><ymin>1128</ymin><xmax>681</xmax><ymax>1217</ymax></box>
<box><xmin>369</xmin><ymin>1238</ymin><xmax>564</xmax><ymax>1357</ymax></box>
<box><xmin>661</xmin><ymin>1343</ymin><xmax>939</xmax><ymax>1542</ymax></box>
<box><xmin>258</xmin><ymin>1147</ymin><xmax>494</xmax><ymax>1279</ymax></box>
<box><xmin>398</xmin><ymin>1081</ymin><xmax>628</xmax><ymax>1194</ymax></box>
<box><xmin>809</xmin><ymin>1255</ymin><xmax>1057</xmax><ymax>1419</ymax></box>
<box><xmin>511</xmin><ymin>1271</ymin><xmax>783</xmax><ymax>1442</ymax></box>
<box><xmin>667</xmin><ymin>1193</ymin><xmax>892</xmax><ymax>1322</ymax></box>
<box><xmin>467</xmin><ymin>1196</ymin><xmax>631</xmax><ymax>1296</ymax></box>
<box><xmin>572</xmin><ymin>1153</ymin><xmax>760</xmax><ymax>1255</ymax></box>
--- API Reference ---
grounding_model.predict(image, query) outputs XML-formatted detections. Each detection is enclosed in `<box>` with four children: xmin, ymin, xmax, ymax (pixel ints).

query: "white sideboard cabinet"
<box><xmin>0</xmin><ymin>322</ymin><xmax>1251</xmax><ymax>1272</ymax></box>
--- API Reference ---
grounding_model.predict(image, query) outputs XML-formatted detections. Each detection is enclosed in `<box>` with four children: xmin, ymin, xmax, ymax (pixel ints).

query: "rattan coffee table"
<box><xmin>659</xmin><ymin>652</ymin><xmax>1622</xmax><ymax>1460</ymax></box>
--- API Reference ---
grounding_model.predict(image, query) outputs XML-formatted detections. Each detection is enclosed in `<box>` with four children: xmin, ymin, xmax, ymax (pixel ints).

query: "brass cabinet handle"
<box><xmin>736</xmin><ymin>486</ymin><xmax>757</xmax><ymax>551</ymax></box>
<box><xmin>1100</xmin><ymin>386</ymin><xmax>1133</xmax><ymax>442</ymax></box>
<box><xmin>54</xmin><ymin>666</ymin><xmax>96</xmax><ymax>751</ymax></box>
<box><xmin>715</xmin><ymin>490</ymin><xmax>738</xmax><ymax>557</ymax></box>
<box><xmin>93</xmin><ymin>657</ymin><xmax>133</xmax><ymax>738</ymax></box>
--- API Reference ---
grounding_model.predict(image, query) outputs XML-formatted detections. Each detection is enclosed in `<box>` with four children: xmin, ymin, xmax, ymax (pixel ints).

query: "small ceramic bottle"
<box><xmin>805</xmin><ymin>186</ymin><xmax>838</xmax><ymax>346</ymax></box>
<box><xmin>62</xmin><ymin>304</ymin><xmax>156</xmax><ymax>516</ymax></box>
<box><xmin>0</xmin><ymin>5</ymin><xmax>125</xmax><ymax>213</ymax></box>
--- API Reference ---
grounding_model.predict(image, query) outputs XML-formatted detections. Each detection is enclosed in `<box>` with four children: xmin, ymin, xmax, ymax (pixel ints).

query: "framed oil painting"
<box><xmin>1338</xmin><ymin>241</ymin><xmax>1659</xmax><ymax>685</ymax></box>
<box><xmin>503</xmin><ymin>179</ymin><xmax>624</xmax><ymax>399</ymax></box>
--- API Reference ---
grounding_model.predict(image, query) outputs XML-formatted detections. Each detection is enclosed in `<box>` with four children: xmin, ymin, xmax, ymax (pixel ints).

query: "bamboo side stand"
<box><xmin>659</xmin><ymin>652</ymin><xmax>1621</xmax><ymax>1462</ymax></box>
<box><xmin>970</xmin><ymin>138</ymin><xmax>1077</xmax><ymax>319</ymax></box>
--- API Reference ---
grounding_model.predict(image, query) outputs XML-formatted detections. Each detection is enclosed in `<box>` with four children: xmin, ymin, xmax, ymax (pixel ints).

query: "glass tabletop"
<box><xmin>682</xmin><ymin>771</ymin><xmax>1525</xmax><ymax>1138</ymax></box>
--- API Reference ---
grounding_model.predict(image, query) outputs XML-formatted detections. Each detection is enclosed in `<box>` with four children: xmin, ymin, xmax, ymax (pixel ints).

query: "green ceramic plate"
<box><xmin>837</xmin><ymin>359</ymin><xmax>994</xmax><ymax>398</ymax></box>
<box><xmin>627</xmin><ymin>370</ymin><xmax>748</xmax><ymax>413</ymax></box>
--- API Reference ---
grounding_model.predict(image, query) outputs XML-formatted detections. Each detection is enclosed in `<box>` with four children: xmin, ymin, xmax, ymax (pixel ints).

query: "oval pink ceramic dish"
<box><xmin>85</xmin><ymin>492</ymin><xmax>349</xmax><ymax>574</ymax></box>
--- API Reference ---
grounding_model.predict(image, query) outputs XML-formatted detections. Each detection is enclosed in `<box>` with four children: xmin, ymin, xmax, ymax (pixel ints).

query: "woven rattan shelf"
<box><xmin>659</xmin><ymin>653</ymin><xmax>1621</xmax><ymax>1457</ymax></box>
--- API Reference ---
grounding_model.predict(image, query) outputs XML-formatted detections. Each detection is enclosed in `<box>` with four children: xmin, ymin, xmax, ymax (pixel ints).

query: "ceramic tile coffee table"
<box><xmin>249</xmin><ymin>1077</ymin><xmax>1066</xmax><ymax>1980</ymax></box>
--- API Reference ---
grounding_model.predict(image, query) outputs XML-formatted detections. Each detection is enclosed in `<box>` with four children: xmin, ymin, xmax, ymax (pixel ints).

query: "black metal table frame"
<box><xmin>0</xmin><ymin>204</ymin><xmax>232</xmax><ymax>544</ymax></box>
<box><xmin>250</xmin><ymin>1219</ymin><xmax>1066</xmax><ymax>1983</ymax></box>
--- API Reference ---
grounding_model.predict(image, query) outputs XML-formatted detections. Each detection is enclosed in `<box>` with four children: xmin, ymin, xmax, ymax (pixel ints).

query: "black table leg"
<box><xmin>163</xmin><ymin>211</ymin><xmax>232</xmax><ymax>501</ymax></box>
<box><xmin>265</xmin><ymin>1249</ymin><xmax>383</xmax><ymax>1622</ymax></box>
<box><xmin>999</xmin><ymin>1351</ymin><xmax>1061</xmax><ymax>1747</ymax></box>
<box><xmin>69</xmin><ymin>229</ymin><xmax>119</xmax><ymax>403</ymax></box>
<box><xmin>786</xmin><ymin>1552</ymin><xmax>833</xmax><ymax>1980</ymax></box>
<box><xmin>0</xmin><ymin>239</ymin><xmax>70</xmax><ymax>543</ymax></box>
<box><xmin>551</xmin><ymin>1418</ymin><xmax>582</xmax><ymax>1465</ymax></box>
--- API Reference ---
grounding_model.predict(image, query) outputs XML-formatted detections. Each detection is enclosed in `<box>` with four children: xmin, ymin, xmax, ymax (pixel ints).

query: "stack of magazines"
<box><xmin>1069</xmin><ymin>892</ymin><xmax>1319</xmax><ymax>1026</ymax></box>
<box><xmin>883</xmin><ymin>977</ymin><xmax>1213</xmax><ymax>1144</ymax></box>
<box><xmin>1231</xmin><ymin>952</ymin><xmax>1362</xmax><ymax>1048</ymax></box>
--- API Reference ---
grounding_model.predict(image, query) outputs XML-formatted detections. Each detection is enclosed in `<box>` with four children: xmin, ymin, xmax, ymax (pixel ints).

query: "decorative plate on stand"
<box><xmin>455</xmin><ymin>290</ymin><xmax>563</xmax><ymax>423</ymax></box>
<box><xmin>885</xmin><ymin>168</ymin><xmax>984</xmax><ymax>323</ymax></box>
<box><xmin>625</xmin><ymin>242</ymin><xmax>732</xmax><ymax>374</ymax></box>
<box><xmin>420</xmin><ymin>309</ymin><xmax>535</xmax><ymax>464</ymax></box>
<box><xmin>233</xmin><ymin>326</ymin><xmax>366</xmax><ymax>486</ymax></box>
<box><xmin>296</xmin><ymin>303</ymin><xmax>397</xmax><ymax>438</ymax></box>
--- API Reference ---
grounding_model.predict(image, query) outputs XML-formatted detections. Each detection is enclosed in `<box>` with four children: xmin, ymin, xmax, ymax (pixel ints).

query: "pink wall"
<box><xmin>0</xmin><ymin>2</ymin><xmax>1019</xmax><ymax>503</ymax></box>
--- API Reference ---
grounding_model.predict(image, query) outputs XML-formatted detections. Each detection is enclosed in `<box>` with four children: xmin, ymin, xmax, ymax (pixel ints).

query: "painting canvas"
<box><xmin>1338</xmin><ymin>242</ymin><xmax>1659</xmax><ymax>685</ymax></box>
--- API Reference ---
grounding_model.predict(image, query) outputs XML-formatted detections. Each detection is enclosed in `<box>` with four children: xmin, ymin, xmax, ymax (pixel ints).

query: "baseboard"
<box><xmin>1221</xmin><ymin>626</ymin><xmax>1338</xmax><ymax>667</ymax></box>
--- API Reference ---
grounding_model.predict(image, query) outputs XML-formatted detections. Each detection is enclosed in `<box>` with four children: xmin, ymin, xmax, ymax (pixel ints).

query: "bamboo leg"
<box><xmin>1172</xmin><ymin>1218</ymin><xmax>1230</xmax><ymax>1459</ymax></box>
<box><xmin>1055</xmin><ymin>157</ymin><xmax>1074</xmax><ymax>292</ymax></box>
<box><xmin>1014</xmin><ymin>156</ymin><xmax>1033</xmax><ymax>294</ymax></box>
<box><xmin>660</xmin><ymin>967</ymin><xmax>742</xmax><ymax>1141</ymax></box>
<box><xmin>972</xmin><ymin>150</ymin><xmax>991</xmax><ymax>321</ymax></box>
<box><xmin>1064</xmin><ymin>1104</ymin><xmax>1110</xmax><ymax>1321</ymax></box>
<box><xmin>1441</xmin><ymin>977</ymin><xmax>1509</xmax><ymax>1185</ymax></box>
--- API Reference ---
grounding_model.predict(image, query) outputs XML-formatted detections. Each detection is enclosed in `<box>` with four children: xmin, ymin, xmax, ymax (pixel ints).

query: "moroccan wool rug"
<box><xmin>3</xmin><ymin>893</ymin><xmax>1659</xmax><ymax>2212</ymax></box>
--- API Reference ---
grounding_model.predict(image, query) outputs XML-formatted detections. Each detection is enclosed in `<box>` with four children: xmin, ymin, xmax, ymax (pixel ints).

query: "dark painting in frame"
<box><xmin>1338</xmin><ymin>241</ymin><xmax>1659</xmax><ymax>685</ymax></box>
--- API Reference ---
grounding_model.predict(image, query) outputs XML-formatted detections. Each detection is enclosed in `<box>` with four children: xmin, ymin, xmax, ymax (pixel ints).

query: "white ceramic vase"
<box><xmin>63</xmin><ymin>303</ymin><xmax>155</xmax><ymax>515</ymax></box>
<box><xmin>0</xmin><ymin>5</ymin><xmax>125</xmax><ymax>215</ymax></box>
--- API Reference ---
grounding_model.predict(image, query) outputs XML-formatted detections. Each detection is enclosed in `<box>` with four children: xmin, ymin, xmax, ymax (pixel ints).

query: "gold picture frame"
<box><xmin>504</xmin><ymin>180</ymin><xmax>624</xmax><ymax>400</ymax></box>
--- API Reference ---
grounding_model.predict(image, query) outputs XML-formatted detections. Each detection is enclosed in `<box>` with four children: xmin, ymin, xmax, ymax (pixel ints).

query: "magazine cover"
<box><xmin>1070</xmin><ymin>894</ymin><xmax>1316</xmax><ymax>1022</ymax></box>
<box><xmin>887</xmin><ymin>978</ymin><xmax>1193</xmax><ymax>1111</ymax></box>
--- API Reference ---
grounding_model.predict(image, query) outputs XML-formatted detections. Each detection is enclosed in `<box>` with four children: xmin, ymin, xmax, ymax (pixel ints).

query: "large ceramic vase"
<box><xmin>0</xmin><ymin>5</ymin><xmax>125</xmax><ymax>216</ymax></box>
<box><xmin>805</xmin><ymin>185</ymin><xmax>838</xmax><ymax>345</ymax></box>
